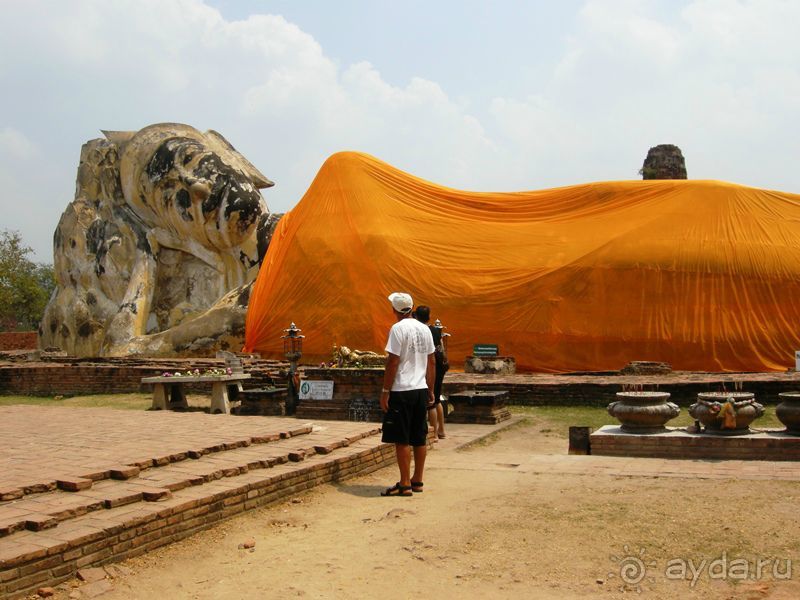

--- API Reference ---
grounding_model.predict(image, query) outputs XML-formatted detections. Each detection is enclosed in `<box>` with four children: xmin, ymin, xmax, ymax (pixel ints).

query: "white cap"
<box><xmin>388</xmin><ymin>292</ymin><xmax>413</xmax><ymax>314</ymax></box>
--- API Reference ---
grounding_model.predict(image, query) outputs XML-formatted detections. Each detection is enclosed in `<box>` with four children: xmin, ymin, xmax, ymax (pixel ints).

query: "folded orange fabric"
<box><xmin>245</xmin><ymin>151</ymin><xmax>800</xmax><ymax>373</ymax></box>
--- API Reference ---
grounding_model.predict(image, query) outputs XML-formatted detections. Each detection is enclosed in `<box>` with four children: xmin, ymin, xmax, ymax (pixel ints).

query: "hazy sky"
<box><xmin>1</xmin><ymin>0</ymin><xmax>798</xmax><ymax>261</ymax></box>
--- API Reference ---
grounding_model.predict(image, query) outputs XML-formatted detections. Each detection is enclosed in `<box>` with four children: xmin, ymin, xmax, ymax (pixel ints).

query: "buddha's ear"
<box><xmin>205</xmin><ymin>129</ymin><xmax>274</xmax><ymax>189</ymax></box>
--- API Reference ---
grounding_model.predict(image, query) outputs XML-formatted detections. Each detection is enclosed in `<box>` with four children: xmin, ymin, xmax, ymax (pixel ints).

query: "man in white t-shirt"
<box><xmin>379</xmin><ymin>292</ymin><xmax>436</xmax><ymax>497</ymax></box>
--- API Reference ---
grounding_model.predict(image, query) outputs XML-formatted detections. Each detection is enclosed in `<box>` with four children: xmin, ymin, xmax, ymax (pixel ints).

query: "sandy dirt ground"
<box><xmin>49</xmin><ymin>417</ymin><xmax>800</xmax><ymax>600</ymax></box>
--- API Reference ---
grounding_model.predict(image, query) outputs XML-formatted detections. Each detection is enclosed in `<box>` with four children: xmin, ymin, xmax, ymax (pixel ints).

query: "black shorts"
<box><xmin>381</xmin><ymin>389</ymin><xmax>428</xmax><ymax>447</ymax></box>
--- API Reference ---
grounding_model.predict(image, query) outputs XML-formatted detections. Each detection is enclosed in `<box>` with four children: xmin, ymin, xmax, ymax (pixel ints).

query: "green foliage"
<box><xmin>638</xmin><ymin>166</ymin><xmax>658</xmax><ymax>179</ymax></box>
<box><xmin>0</xmin><ymin>230</ymin><xmax>55</xmax><ymax>331</ymax></box>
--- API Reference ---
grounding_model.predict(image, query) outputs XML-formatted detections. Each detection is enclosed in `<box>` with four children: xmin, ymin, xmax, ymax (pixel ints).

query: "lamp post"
<box><xmin>282</xmin><ymin>322</ymin><xmax>304</xmax><ymax>415</ymax></box>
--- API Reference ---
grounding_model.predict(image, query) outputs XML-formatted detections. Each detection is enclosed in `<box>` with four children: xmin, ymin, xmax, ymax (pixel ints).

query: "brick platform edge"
<box><xmin>0</xmin><ymin>439</ymin><xmax>397</xmax><ymax>599</ymax></box>
<box><xmin>0</xmin><ymin>333</ymin><xmax>37</xmax><ymax>351</ymax></box>
<box><xmin>6</xmin><ymin>360</ymin><xmax>800</xmax><ymax>407</ymax></box>
<box><xmin>590</xmin><ymin>425</ymin><xmax>800</xmax><ymax>460</ymax></box>
<box><xmin>443</xmin><ymin>376</ymin><xmax>800</xmax><ymax>407</ymax></box>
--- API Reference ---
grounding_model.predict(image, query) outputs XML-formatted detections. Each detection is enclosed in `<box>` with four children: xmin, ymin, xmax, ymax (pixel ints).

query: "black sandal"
<box><xmin>411</xmin><ymin>481</ymin><xmax>423</xmax><ymax>493</ymax></box>
<box><xmin>381</xmin><ymin>482</ymin><xmax>412</xmax><ymax>497</ymax></box>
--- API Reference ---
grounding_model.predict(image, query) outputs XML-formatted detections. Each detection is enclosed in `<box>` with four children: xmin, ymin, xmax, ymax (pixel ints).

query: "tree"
<box><xmin>0</xmin><ymin>230</ymin><xmax>55</xmax><ymax>331</ymax></box>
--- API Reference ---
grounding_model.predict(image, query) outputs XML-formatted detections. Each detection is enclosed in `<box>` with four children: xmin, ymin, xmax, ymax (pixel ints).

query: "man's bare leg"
<box><xmin>411</xmin><ymin>444</ymin><xmax>426</xmax><ymax>486</ymax></box>
<box><xmin>395</xmin><ymin>444</ymin><xmax>412</xmax><ymax>486</ymax></box>
<box><xmin>436</xmin><ymin>403</ymin><xmax>446</xmax><ymax>438</ymax></box>
<box><xmin>427</xmin><ymin>407</ymin><xmax>438</xmax><ymax>439</ymax></box>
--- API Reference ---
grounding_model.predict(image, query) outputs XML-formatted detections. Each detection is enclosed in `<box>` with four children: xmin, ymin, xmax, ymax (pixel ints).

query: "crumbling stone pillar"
<box><xmin>640</xmin><ymin>144</ymin><xmax>687</xmax><ymax>180</ymax></box>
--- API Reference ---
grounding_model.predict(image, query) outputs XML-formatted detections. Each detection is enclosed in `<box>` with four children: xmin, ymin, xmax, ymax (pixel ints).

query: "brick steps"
<box><xmin>0</xmin><ymin>419</ymin><xmax>394</xmax><ymax>599</ymax></box>
<box><xmin>0</xmin><ymin>424</ymin><xmax>380</xmax><ymax>538</ymax></box>
<box><xmin>0</xmin><ymin>410</ymin><xmax>315</xmax><ymax>502</ymax></box>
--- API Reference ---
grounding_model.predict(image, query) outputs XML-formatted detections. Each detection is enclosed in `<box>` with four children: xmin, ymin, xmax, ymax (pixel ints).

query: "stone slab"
<box><xmin>590</xmin><ymin>425</ymin><xmax>800</xmax><ymax>460</ymax></box>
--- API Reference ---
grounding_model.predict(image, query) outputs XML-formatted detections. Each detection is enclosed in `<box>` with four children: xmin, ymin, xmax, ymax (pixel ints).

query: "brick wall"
<box><xmin>0</xmin><ymin>332</ymin><xmax>37</xmax><ymax>351</ymax></box>
<box><xmin>3</xmin><ymin>359</ymin><xmax>799</xmax><ymax>406</ymax></box>
<box><xmin>0</xmin><ymin>359</ymin><xmax>284</xmax><ymax>396</ymax></box>
<box><xmin>445</xmin><ymin>380</ymin><xmax>798</xmax><ymax>407</ymax></box>
<box><xmin>297</xmin><ymin>368</ymin><xmax>384</xmax><ymax>421</ymax></box>
<box><xmin>0</xmin><ymin>364</ymin><xmax>153</xmax><ymax>395</ymax></box>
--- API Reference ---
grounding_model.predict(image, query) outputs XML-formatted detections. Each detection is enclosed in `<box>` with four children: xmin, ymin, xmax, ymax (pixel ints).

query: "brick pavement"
<box><xmin>2</xmin><ymin>407</ymin><xmax>797</xmax><ymax>598</ymax></box>
<box><xmin>0</xmin><ymin>405</ymin><xmax>318</xmax><ymax>500</ymax></box>
<box><xmin>0</xmin><ymin>406</ymin><xmax>400</xmax><ymax>598</ymax></box>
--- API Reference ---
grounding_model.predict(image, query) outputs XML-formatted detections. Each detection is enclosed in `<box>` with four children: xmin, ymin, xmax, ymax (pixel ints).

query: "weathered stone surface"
<box><xmin>463</xmin><ymin>356</ymin><xmax>516</xmax><ymax>375</ymax></box>
<box><xmin>79</xmin><ymin>578</ymin><xmax>114</xmax><ymax>598</ymax></box>
<box><xmin>39</xmin><ymin>123</ymin><xmax>280</xmax><ymax>357</ymax></box>
<box><xmin>76</xmin><ymin>567</ymin><xmax>106</xmax><ymax>583</ymax></box>
<box><xmin>776</xmin><ymin>392</ymin><xmax>800</xmax><ymax>434</ymax></box>
<box><xmin>689</xmin><ymin>392</ymin><xmax>765</xmax><ymax>434</ymax></box>
<box><xmin>446</xmin><ymin>390</ymin><xmax>512</xmax><ymax>424</ymax></box>
<box><xmin>607</xmin><ymin>391</ymin><xmax>680</xmax><ymax>432</ymax></box>
<box><xmin>640</xmin><ymin>144</ymin><xmax>687</xmax><ymax>179</ymax></box>
<box><xmin>103</xmin><ymin>565</ymin><xmax>133</xmax><ymax>578</ymax></box>
<box><xmin>619</xmin><ymin>361</ymin><xmax>672</xmax><ymax>375</ymax></box>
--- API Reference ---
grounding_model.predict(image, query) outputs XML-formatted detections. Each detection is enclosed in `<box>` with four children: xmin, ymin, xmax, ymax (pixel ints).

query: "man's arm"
<box><xmin>380</xmin><ymin>353</ymin><xmax>400</xmax><ymax>412</ymax></box>
<box><xmin>426</xmin><ymin>352</ymin><xmax>436</xmax><ymax>406</ymax></box>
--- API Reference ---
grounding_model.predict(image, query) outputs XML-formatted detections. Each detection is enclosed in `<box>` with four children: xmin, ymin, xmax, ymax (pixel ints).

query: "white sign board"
<box><xmin>299</xmin><ymin>379</ymin><xmax>334</xmax><ymax>400</ymax></box>
<box><xmin>795</xmin><ymin>351</ymin><xmax>800</xmax><ymax>372</ymax></box>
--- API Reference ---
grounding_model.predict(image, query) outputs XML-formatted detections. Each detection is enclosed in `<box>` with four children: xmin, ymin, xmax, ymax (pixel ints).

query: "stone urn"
<box><xmin>689</xmin><ymin>392</ymin><xmax>764</xmax><ymax>435</ymax></box>
<box><xmin>776</xmin><ymin>392</ymin><xmax>800</xmax><ymax>435</ymax></box>
<box><xmin>607</xmin><ymin>391</ymin><xmax>680</xmax><ymax>433</ymax></box>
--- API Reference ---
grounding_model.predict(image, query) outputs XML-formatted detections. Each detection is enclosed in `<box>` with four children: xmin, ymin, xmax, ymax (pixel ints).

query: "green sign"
<box><xmin>473</xmin><ymin>344</ymin><xmax>499</xmax><ymax>357</ymax></box>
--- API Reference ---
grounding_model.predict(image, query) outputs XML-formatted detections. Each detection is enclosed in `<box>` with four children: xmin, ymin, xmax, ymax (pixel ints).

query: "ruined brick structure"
<box><xmin>640</xmin><ymin>144</ymin><xmax>687</xmax><ymax>179</ymax></box>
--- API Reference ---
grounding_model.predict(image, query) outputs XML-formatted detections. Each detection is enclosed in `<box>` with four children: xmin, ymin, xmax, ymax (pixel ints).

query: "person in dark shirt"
<box><xmin>413</xmin><ymin>305</ymin><xmax>448</xmax><ymax>439</ymax></box>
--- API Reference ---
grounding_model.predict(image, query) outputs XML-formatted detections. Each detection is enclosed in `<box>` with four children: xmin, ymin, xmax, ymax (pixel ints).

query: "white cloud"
<box><xmin>682</xmin><ymin>0</ymin><xmax>800</xmax><ymax>62</ymax></box>
<box><xmin>488</xmin><ymin>0</ymin><xmax>800</xmax><ymax>187</ymax></box>
<box><xmin>0</xmin><ymin>0</ymin><xmax>501</xmax><ymax>258</ymax></box>
<box><xmin>579</xmin><ymin>0</ymin><xmax>682</xmax><ymax>65</ymax></box>
<box><xmin>0</xmin><ymin>0</ymin><xmax>798</xmax><ymax>261</ymax></box>
<box><xmin>0</xmin><ymin>127</ymin><xmax>38</xmax><ymax>160</ymax></box>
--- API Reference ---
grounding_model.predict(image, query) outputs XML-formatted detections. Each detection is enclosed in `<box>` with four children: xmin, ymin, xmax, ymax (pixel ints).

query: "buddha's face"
<box><xmin>135</xmin><ymin>136</ymin><xmax>266</xmax><ymax>250</ymax></box>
